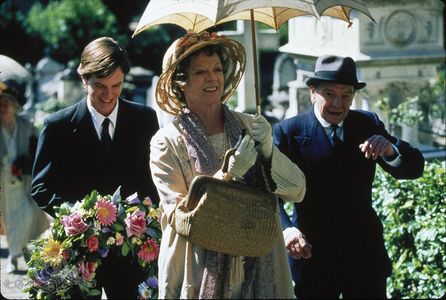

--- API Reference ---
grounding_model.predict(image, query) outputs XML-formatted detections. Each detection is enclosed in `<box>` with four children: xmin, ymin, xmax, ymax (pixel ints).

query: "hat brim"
<box><xmin>156</xmin><ymin>36</ymin><xmax>246</xmax><ymax>115</ymax></box>
<box><xmin>305</xmin><ymin>76</ymin><xmax>366</xmax><ymax>90</ymax></box>
<box><xmin>0</xmin><ymin>90</ymin><xmax>26</xmax><ymax>107</ymax></box>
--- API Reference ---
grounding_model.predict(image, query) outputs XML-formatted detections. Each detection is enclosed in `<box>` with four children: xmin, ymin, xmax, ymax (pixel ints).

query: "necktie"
<box><xmin>101</xmin><ymin>118</ymin><xmax>112</xmax><ymax>150</ymax></box>
<box><xmin>330</xmin><ymin>124</ymin><xmax>342</xmax><ymax>151</ymax></box>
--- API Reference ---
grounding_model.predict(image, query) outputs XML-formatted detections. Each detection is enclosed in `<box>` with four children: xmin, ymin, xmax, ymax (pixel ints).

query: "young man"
<box><xmin>273</xmin><ymin>55</ymin><xmax>425</xmax><ymax>298</ymax></box>
<box><xmin>31</xmin><ymin>37</ymin><xmax>159</xmax><ymax>299</ymax></box>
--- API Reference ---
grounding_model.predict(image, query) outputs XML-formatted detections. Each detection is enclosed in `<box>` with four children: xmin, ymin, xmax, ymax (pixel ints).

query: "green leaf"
<box><xmin>121</xmin><ymin>241</ymin><xmax>130</xmax><ymax>256</ymax></box>
<box><xmin>112</xmin><ymin>223</ymin><xmax>124</xmax><ymax>231</ymax></box>
<box><xmin>87</xmin><ymin>289</ymin><xmax>102</xmax><ymax>296</ymax></box>
<box><xmin>83</xmin><ymin>190</ymin><xmax>98</xmax><ymax>210</ymax></box>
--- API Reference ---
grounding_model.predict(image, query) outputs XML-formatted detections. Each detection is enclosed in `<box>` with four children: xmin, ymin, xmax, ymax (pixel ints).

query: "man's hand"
<box><xmin>359</xmin><ymin>135</ymin><xmax>395</xmax><ymax>160</ymax></box>
<box><xmin>283</xmin><ymin>227</ymin><xmax>312</xmax><ymax>260</ymax></box>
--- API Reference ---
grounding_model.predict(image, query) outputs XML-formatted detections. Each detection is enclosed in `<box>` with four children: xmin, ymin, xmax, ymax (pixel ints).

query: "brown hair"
<box><xmin>77</xmin><ymin>37</ymin><xmax>130</xmax><ymax>79</ymax></box>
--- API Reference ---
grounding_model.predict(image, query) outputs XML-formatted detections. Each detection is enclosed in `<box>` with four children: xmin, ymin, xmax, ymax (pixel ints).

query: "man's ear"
<box><xmin>81</xmin><ymin>76</ymin><xmax>88</xmax><ymax>86</ymax></box>
<box><xmin>309</xmin><ymin>85</ymin><xmax>316</xmax><ymax>105</ymax></box>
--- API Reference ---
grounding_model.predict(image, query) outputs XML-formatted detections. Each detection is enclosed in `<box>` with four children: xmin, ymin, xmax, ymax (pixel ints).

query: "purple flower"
<box><xmin>146</xmin><ymin>276</ymin><xmax>158</xmax><ymax>289</ymax></box>
<box><xmin>101</xmin><ymin>227</ymin><xmax>112</xmax><ymax>233</ymax></box>
<box><xmin>37</xmin><ymin>267</ymin><xmax>53</xmax><ymax>282</ymax></box>
<box><xmin>126</xmin><ymin>192</ymin><xmax>140</xmax><ymax>205</ymax></box>
<box><xmin>98</xmin><ymin>247</ymin><xmax>109</xmax><ymax>258</ymax></box>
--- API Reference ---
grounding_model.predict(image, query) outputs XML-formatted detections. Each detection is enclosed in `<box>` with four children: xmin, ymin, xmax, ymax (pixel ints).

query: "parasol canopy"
<box><xmin>133</xmin><ymin>0</ymin><xmax>375</xmax><ymax>113</ymax></box>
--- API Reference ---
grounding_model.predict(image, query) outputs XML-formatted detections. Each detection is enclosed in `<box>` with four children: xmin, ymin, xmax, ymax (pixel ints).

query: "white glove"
<box><xmin>227</xmin><ymin>135</ymin><xmax>258</xmax><ymax>179</ymax></box>
<box><xmin>252</xmin><ymin>115</ymin><xmax>273</xmax><ymax>159</ymax></box>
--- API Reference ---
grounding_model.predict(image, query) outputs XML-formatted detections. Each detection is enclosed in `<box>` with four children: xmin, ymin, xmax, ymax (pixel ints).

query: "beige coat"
<box><xmin>150</xmin><ymin>111</ymin><xmax>306</xmax><ymax>299</ymax></box>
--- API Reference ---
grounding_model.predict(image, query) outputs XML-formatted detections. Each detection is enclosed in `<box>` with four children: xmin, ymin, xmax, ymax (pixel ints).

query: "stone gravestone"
<box><xmin>34</xmin><ymin>56</ymin><xmax>64</xmax><ymax>103</ymax></box>
<box><xmin>58</xmin><ymin>62</ymin><xmax>83</xmax><ymax>106</ymax></box>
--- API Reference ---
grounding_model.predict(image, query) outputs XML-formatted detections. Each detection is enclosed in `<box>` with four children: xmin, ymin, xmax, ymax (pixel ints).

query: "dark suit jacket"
<box><xmin>31</xmin><ymin>98</ymin><xmax>160</xmax><ymax>215</ymax></box>
<box><xmin>273</xmin><ymin>109</ymin><xmax>424</xmax><ymax>276</ymax></box>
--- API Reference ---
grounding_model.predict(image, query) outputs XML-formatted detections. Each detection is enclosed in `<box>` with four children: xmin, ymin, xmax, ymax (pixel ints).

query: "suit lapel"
<box><xmin>70</xmin><ymin>98</ymin><xmax>101</xmax><ymax>148</ymax></box>
<box><xmin>112</xmin><ymin>99</ymin><xmax>128</xmax><ymax>147</ymax></box>
<box><xmin>306</xmin><ymin>111</ymin><xmax>332</xmax><ymax>159</ymax></box>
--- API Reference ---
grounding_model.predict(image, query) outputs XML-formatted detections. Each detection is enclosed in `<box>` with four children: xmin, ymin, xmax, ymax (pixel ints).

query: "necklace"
<box><xmin>219</xmin><ymin>126</ymin><xmax>228</xmax><ymax>160</ymax></box>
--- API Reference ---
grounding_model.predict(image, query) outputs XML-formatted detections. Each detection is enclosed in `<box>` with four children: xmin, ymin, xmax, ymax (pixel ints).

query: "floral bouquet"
<box><xmin>23</xmin><ymin>187</ymin><xmax>161</xmax><ymax>299</ymax></box>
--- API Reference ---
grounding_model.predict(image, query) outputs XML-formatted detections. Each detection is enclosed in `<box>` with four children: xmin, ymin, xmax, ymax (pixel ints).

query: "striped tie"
<box><xmin>330</xmin><ymin>124</ymin><xmax>342</xmax><ymax>151</ymax></box>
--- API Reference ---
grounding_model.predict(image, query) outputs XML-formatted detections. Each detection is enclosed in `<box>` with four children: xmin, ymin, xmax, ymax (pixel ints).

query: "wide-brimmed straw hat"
<box><xmin>156</xmin><ymin>31</ymin><xmax>246</xmax><ymax>115</ymax></box>
<box><xmin>0</xmin><ymin>79</ymin><xmax>26</xmax><ymax>107</ymax></box>
<box><xmin>305</xmin><ymin>55</ymin><xmax>366</xmax><ymax>90</ymax></box>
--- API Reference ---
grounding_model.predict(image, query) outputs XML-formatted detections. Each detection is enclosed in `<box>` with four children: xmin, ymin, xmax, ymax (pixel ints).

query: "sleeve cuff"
<box><xmin>383</xmin><ymin>144</ymin><xmax>402</xmax><ymax>167</ymax></box>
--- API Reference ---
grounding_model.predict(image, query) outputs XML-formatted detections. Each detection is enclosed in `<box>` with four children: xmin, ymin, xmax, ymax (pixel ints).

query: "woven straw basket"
<box><xmin>174</xmin><ymin>175</ymin><xmax>280</xmax><ymax>257</ymax></box>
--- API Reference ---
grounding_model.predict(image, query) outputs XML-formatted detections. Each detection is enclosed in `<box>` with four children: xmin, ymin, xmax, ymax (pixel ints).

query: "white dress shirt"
<box><xmin>87</xmin><ymin>100</ymin><xmax>119</xmax><ymax>141</ymax></box>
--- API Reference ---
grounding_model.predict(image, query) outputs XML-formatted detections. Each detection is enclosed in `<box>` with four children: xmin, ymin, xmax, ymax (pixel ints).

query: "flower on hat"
<box><xmin>176</xmin><ymin>30</ymin><xmax>220</xmax><ymax>57</ymax></box>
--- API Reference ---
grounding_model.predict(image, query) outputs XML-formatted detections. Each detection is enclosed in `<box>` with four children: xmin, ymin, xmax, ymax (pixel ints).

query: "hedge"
<box><xmin>372</xmin><ymin>160</ymin><xmax>446</xmax><ymax>299</ymax></box>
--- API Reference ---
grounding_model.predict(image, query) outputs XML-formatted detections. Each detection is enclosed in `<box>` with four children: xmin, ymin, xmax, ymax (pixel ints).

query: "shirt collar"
<box><xmin>87</xmin><ymin>99</ymin><xmax>119</xmax><ymax>128</ymax></box>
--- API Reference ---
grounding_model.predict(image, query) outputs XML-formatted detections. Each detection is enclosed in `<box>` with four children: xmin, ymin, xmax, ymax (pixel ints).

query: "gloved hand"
<box><xmin>252</xmin><ymin>114</ymin><xmax>273</xmax><ymax>159</ymax></box>
<box><xmin>226</xmin><ymin>135</ymin><xmax>258</xmax><ymax>180</ymax></box>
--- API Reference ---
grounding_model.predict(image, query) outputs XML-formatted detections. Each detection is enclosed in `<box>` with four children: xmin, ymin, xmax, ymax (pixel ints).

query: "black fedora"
<box><xmin>305</xmin><ymin>55</ymin><xmax>366</xmax><ymax>90</ymax></box>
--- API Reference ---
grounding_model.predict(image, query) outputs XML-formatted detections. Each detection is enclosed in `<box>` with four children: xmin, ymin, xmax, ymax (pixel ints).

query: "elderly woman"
<box><xmin>0</xmin><ymin>79</ymin><xmax>50</xmax><ymax>272</ymax></box>
<box><xmin>150</xmin><ymin>31</ymin><xmax>306</xmax><ymax>299</ymax></box>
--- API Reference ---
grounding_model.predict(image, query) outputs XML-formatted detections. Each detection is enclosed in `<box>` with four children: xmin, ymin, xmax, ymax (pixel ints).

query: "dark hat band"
<box><xmin>306</xmin><ymin>70</ymin><xmax>366</xmax><ymax>89</ymax></box>
<box><xmin>305</xmin><ymin>55</ymin><xmax>366</xmax><ymax>90</ymax></box>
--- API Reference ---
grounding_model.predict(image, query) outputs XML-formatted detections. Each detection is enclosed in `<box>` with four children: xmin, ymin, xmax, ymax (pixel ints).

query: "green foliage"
<box><xmin>35</xmin><ymin>96</ymin><xmax>69</xmax><ymax>113</ymax></box>
<box><xmin>372</xmin><ymin>160</ymin><xmax>446</xmax><ymax>299</ymax></box>
<box><xmin>25</xmin><ymin>0</ymin><xmax>125</xmax><ymax>63</ymax></box>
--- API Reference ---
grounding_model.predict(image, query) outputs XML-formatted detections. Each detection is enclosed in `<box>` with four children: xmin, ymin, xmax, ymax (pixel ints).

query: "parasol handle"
<box><xmin>250</xmin><ymin>9</ymin><xmax>261</xmax><ymax>116</ymax></box>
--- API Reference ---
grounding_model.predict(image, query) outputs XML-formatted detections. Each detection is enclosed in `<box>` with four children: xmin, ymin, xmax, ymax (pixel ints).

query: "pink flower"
<box><xmin>137</xmin><ymin>239</ymin><xmax>160</xmax><ymax>262</ymax></box>
<box><xmin>86</xmin><ymin>235</ymin><xmax>99</xmax><ymax>252</ymax></box>
<box><xmin>78</xmin><ymin>261</ymin><xmax>97</xmax><ymax>281</ymax></box>
<box><xmin>61</xmin><ymin>212</ymin><xmax>88</xmax><ymax>236</ymax></box>
<box><xmin>125</xmin><ymin>209</ymin><xmax>147</xmax><ymax>238</ymax></box>
<box><xmin>115</xmin><ymin>233</ymin><xmax>124</xmax><ymax>246</ymax></box>
<box><xmin>143</xmin><ymin>196</ymin><xmax>152</xmax><ymax>207</ymax></box>
<box><xmin>95</xmin><ymin>198</ymin><xmax>117</xmax><ymax>226</ymax></box>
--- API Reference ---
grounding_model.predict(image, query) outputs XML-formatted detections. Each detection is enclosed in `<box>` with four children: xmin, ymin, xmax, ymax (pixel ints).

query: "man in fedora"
<box><xmin>273</xmin><ymin>55</ymin><xmax>425</xmax><ymax>298</ymax></box>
